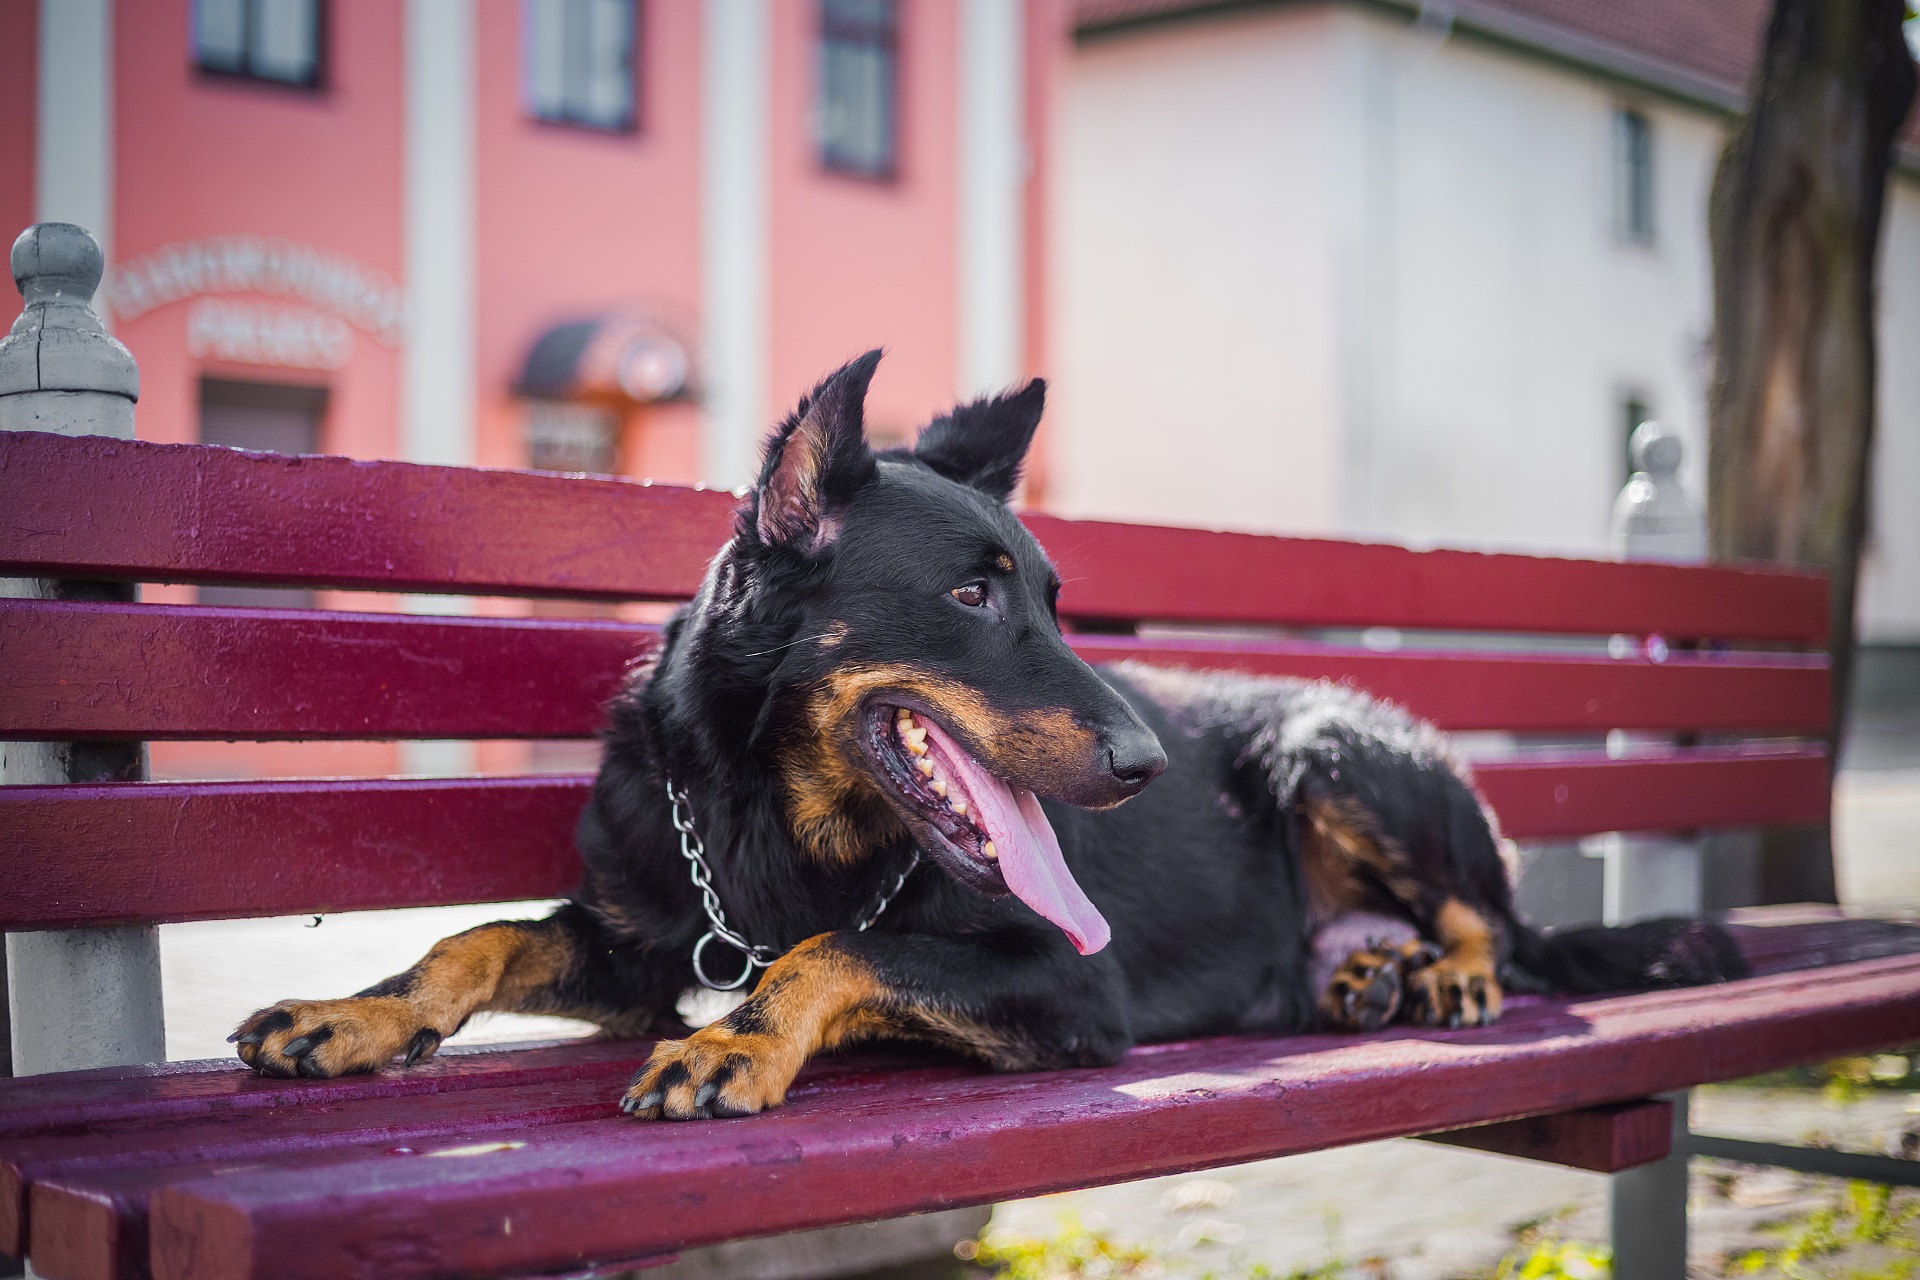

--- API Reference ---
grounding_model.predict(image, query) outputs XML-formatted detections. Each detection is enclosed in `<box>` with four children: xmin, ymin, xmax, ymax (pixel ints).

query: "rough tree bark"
<box><xmin>1707</xmin><ymin>0</ymin><xmax>1915</xmax><ymax>902</ymax></box>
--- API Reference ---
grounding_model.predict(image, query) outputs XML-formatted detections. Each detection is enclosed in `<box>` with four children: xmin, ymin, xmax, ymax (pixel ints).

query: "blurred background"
<box><xmin>4</xmin><ymin>1</ymin><xmax>1919</xmax><ymax>1275</ymax></box>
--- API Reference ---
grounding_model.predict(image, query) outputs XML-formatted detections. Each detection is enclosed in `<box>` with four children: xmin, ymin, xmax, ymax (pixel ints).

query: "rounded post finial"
<box><xmin>1612</xmin><ymin>420</ymin><xmax>1703</xmax><ymax>562</ymax></box>
<box><xmin>1628</xmin><ymin>419</ymin><xmax>1682</xmax><ymax>477</ymax></box>
<box><xmin>11</xmin><ymin>222</ymin><xmax>106</xmax><ymax>309</ymax></box>
<box><xmin>0</xmin><ymin>221</ymin><xmax>139</xmax><ymax>429</ymax></box>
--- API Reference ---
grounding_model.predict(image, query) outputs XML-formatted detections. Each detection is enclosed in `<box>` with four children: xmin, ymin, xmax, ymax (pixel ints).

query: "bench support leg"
<box><xmin>1608</xmin><ymin>1091</ymin><xmax>1689</xmax><ymax>1279</ymax></box>
<box><xmin>5</xmin><ymin>928</ymin><xmax>166</xmax><ymax>1076</ymax></box>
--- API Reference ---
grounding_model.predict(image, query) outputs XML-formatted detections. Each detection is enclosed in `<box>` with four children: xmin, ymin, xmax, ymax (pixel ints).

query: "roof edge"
<box><xmin>1075</xmin><ymin>0</ymin><xmax>1920</xmax><ymax>180</ymax></box>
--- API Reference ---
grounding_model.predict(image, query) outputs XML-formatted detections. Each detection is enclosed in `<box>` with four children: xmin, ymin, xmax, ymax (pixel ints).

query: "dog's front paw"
<box><xmin>1403</xmin><ymin>954</ymin><xmax>1503</xmax><ymax>1029</ymax></box>
<box><xmin>621</xmin><ymin>1025</ymin><xmax>799</xmax><ymax>1121</ymax></box>
<box><xmin>230</xmin><ymin>998</ymin><xmax>443</xmax><ymax>1078</ymax></box>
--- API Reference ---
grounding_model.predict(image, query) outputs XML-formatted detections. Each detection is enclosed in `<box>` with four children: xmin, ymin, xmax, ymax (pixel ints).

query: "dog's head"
<box><xmin>709</xmin><ymin>349</ymin><xmax>1165</xmax><ymax>953</ymax></box>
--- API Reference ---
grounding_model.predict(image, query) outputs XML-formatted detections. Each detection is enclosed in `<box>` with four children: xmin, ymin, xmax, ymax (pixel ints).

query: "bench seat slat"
<box><xmin>6</xmin><ymin>920</ymin><xmax>1910</xmax><ymax>1279</ymax></box>
<box><xmin>0</xmin><ymin>748</ymin><xmax>1827</xmax><ymax>930</ymax></box>
<box><xmin>1</xmin><ymin>600</ymin><xmax>1830</xmax><ymax>740</ymax></box>
<box><xmin>134</xmin><ymin>956</ymin><xmax>1920</xmax><ymax>1280</ymax></box>
<box><xmin>0</xmin><ymin>432</ymin><xmax>1828</xmax><ymax>642</ymax></box>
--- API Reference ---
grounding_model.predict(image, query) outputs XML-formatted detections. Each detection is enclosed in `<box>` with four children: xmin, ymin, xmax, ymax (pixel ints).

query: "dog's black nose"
<box><xmin>1105</xmin><ymin>735</ymin><xmax>1167</xmax><ymax>794</ymax></box>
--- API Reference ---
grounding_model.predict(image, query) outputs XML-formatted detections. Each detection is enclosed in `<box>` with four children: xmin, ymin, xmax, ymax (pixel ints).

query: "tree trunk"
<box><xmin>1706</xmin><ymin>0</ymin><xmax>1915</xmax><ymax>903</ymax></box>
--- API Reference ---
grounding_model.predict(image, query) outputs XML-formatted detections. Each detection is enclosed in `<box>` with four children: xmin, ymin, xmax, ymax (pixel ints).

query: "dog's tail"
<box><xmin>1505</xmin><ymin>915</ymin><xmax>1750</xmax><ymax>995</ymax></box>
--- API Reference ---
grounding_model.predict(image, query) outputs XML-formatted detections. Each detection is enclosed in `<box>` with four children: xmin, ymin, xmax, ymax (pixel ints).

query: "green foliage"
<box><xmin>1488</xmin><ymin>1238</ymin><xmax>1611</xmax><ymax>1280</ymax></box>
<box><xmin>1729</xmin><ymin>1181</ymin><xmax>1919</xmax><ymax>1279</ymax></box>
<box><xmin>1727</xmin><ymin>1050</ymin><xmax>1919</xmax><ymax>1102</ymax></box>
<box><xmin>963</xmin><ymin>1214</ymin><xmax>1165</xmax><ymax>1280</ymax></box>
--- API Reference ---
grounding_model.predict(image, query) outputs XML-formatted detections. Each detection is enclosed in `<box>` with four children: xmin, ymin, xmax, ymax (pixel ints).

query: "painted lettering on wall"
<box><xmin>186</xmin><ymin>299</ymin><xmax>354</xmax><ymax>371</ymax></box>
<box><xmin>107</xmin><ymin>235</ymin><xmax>406</xmax><ymax>346</ymax></box>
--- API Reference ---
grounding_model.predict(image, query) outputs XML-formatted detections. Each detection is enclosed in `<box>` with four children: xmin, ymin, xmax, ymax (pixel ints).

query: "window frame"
<box><xmin>1612</xmin><ymin>105</ymin><xmax>1655</xmax><ymax>247</ymax></box>
<box><xmin>191</xmin><ymin>0</ymin><xmax>328</xmax><ymax>93</ymax></box>
<box><xmin>523</xmin><ymin>0</ymin><xmax>642</xmax><ymax>135</ymax></box>
<box><xmin>817</xmin><ymin>0</ymin><xmax>901</xmax><ymax>182</ymax></box>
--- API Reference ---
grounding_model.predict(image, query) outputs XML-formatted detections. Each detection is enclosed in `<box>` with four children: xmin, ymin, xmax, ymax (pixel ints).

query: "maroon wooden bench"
<box><xmin>4</xmin><ymin>428</ymin><xmax>1918</xmax><ymax>1280</ymax></box>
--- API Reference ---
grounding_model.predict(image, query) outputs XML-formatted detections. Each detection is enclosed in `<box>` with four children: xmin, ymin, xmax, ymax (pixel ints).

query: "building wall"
<box><xmin>1047</xmin><ymin>5</ymin><xmax>1345</xmax><ymax>534</ymax></box>
<box><xmin>768</xmin><ymin>0</ymin><xmax>961</xmax><ymax>445</ymax></box>
<box><xmin>1051</xmin><ymin>2</ymin><xmax>1920</xmax><ymax>646</ymax></box>
<box><xmin>472</xmin><ymin>0</ymin><xmax>704</xmax><ymax>481</ymax></box>
<box><xmin>1862</xmin><ymin>180</ymin><xmax>1920</xmax><ymax>644</ymax></box>
<box><xmin>0</xmin><ymin>4</ymin><xmax>36</xmax><ymax>258</ymax></box>
<box><xmin>1332</xmin><ymin>7</ymin><xmax>1723</xmax><ymax>554</ymax></box>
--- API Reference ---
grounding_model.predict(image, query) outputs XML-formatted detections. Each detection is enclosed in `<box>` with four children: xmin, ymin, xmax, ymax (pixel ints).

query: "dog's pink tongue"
<box><xmin>918</xmin><ymin>722</ymin><xmax>1111</xmax><ymax>955</ymax></box>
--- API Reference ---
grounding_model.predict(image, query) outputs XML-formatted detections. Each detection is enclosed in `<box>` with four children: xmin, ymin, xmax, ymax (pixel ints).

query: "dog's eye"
<box><xmin>950</xmin><ymin>583</ymin><xmax>987</xmax><ymax>608</ymax></box>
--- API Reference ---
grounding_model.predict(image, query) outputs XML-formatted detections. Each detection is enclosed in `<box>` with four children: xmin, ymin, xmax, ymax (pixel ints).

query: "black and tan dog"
<box><xmin>232</xmin><ymin>351</ymin><xmax>1746</xmax><ymax>1117</ymax></box>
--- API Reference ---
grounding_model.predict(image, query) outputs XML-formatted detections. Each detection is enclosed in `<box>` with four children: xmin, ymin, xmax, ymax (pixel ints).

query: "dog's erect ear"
<box><xmin>913</xmin><ymin>378</ymin><xmax>1046</xmax><ymax>502</ymax></box>
<box><xmin>754</xmin><ymin>350</ymin><xmax>883</xmax><ymax>552</ymax></box>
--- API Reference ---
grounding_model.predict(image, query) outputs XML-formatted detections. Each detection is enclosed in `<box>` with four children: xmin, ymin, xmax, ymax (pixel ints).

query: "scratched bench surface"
<box><xmin>3</xmin><ymin>916</ymin><xmax>1917</xmax><ymax>1280</ymax></box>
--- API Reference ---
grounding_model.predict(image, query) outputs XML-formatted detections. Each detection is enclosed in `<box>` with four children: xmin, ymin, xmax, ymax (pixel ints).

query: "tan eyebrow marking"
<box><xmin>995</xmin><ymin>554</ymin><xmax>1015</xmax><ymax>573</ymax></box>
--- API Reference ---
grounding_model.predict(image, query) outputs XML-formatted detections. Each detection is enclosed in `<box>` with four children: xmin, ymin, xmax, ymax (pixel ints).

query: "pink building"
<box><xmin>5</xmin><ymin>0</ymin><xmax>1065</xmax><ymax>779</ymax></box>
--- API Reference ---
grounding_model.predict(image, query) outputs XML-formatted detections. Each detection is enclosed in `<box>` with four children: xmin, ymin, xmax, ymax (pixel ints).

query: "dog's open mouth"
<box><xmin>865</xmin><ymin>704</ymin><xmax>1111</xmax><ymax>955</ymax></box>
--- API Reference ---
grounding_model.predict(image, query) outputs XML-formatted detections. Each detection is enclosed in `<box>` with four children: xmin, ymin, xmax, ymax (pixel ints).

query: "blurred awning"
<box><xmin>514</xmin><ymin>312</ymin><xmax>692</xmax><ymax>406</ymax></box>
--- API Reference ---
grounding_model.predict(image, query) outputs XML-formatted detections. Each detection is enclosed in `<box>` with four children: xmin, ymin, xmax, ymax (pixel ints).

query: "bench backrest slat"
<box><xmin>0</xmin><ymin>747</ymin><xmax>1827</xmax><ymax>930</ymax></box>
<box><xmin>0</xmin><ymin>600</ymin><xmax>1829</xmax><ymax>740</ymax></box>
<box><xmin>0</xmin><ymin>431</ymin><xmax>1827</xmax><ymax>641</ymax></box>
<box><xmin>0</xmin><ymin>431</ymin><xmax>1833</xmax><ymax>933</ymax></box>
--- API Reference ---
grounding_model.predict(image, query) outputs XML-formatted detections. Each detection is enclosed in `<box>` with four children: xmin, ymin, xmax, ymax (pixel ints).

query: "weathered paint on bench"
<box><xmin>135</xmin><ymin>953</ymin><xmax>1920</xmax><ymax>1280</ymax></box>
<box><xmin>0</xmin><ymin>426</ymin><xmax>1872</xmax><ymax>1280</ymax></box>
<box><xmin>0</xmin><ymin>746</ymin><xmax>1828</xmax><ymax>931</ymax></box>
<box><xmin>0</xmin><ymin>431</ymin><xmax>1828</xmax><ymax>641</ymax></box>
<box><xmin>0</xmin><ymin>922</ymin><xmax>1910</xmax><ymax>1280</ymax></box>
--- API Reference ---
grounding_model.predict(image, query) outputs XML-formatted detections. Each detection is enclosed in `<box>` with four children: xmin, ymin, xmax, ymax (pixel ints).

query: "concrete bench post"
<box><xmin>1604</xmin><ymin>420</ymin><xmax>1706</xmax><ymax>1278</ymax></box>
<box><xmin>0</xmin><ymin>223</ymin><xmax>164</xmax><ymax>1079</ymax></box>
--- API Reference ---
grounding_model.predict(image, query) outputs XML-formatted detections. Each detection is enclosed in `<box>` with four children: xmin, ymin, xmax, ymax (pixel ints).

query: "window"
<box><xmin>819</xmin><ymin>0</ymin><xmax>899</xmax><ymax>179</ymax></box>
<box><xmin>526</xmin><ymin>0</ymin><xmax>638</xmax><ymax>131</ymax></box>
<box><xmin>525</xmin><ymin>401</ymin><xmax>620</xmax><ymax>474</ymax></box>
<box><xmin>197</xmin><ymin>379</ymin><xmax>326</xmax><ymax>607</ymax></box>
<box><xmin>1613</xmin><ymin>107</ymin><xmax>1654</xmax><ymax>245</ymax></box>
<box><xmin>1620</xmin><ymin>393</ymin><xmax>1651</xmax><ymax>483</ymax></box>
<box><xmin>193</xmin><ymin>0</ymin><xmax>324</xmax><ymax>89</ymax></box>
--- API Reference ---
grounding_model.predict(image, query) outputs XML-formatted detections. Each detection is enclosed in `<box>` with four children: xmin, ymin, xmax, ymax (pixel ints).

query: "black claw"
<box><xmin>405</xmin><ymin>1028</ymin><xmax>442</xmax><ymax>1066</ymax></box>
<box><xmin>282</xmin><ymin>1026</ymin><xmax>333</xmax><ymax>1059</ymax></box>
<box><xmin>234</xmin><ymin>1031</ymin><xmax>266</xmax><ymax>1047</ymax></box>
<box><xmin>631</xmin><ymin>1088</ymin><xmax>663</xmax><ymax>1112</ymax></box>
<box><xmin>693</xmin><ymin>1082</ymin><xmax>719</xmax><ymax>1108</ymax></box>
<box><xmin>296</xmin><ymin>1054</ymin><xmax>331</xmax><ymax>1078</ymax></box>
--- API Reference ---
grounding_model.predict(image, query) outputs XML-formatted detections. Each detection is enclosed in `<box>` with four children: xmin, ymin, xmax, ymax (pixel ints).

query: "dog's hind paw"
<box><xmin>621</xmin><ymin>1026</ymin><xmax>800</xmax><ymax>1121</ymax></box>
<box><xmin>231</xmin><ymin>998</ymin><xmax>442</xmax><ymax>1078</ymax></box>
<box><xmin>1318</xmin><ymin>938</ymin><xmax>1439</xmax><ymax>1032</ymax></box>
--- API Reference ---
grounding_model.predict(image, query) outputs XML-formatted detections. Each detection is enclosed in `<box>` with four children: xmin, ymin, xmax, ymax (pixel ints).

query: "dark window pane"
<box><xmin>194</xmin><ymin>0</ymin><xmax>248</xmax><ymax>71</ymax></box>
<box><xmin>194</xmin><ymin>0</ymin><xmax>322</xmax><ymax>88</ymax></box>
<box><xmin>819</xmin><ymin>0</ymin><xmax>897</xmax><ymax>178</ymax></box>
<box><xmin>526</xmin><ymin>0</ymin><xmax>637</xmax><ymax>131</ymax></box>
<box><xmin>1614</xmin><ymin>108</ymin><xmax>1654</xmax><ymax>245</ymax></box>
<box><xmin>197</xmin><ymin>379</ymin><xmax>326</xmax><ymax>608</ymax></box>
<box><xmin>1621</xmin><ymin>395</ymin><xmax>1650</xmax><ymax>484</ymax></box>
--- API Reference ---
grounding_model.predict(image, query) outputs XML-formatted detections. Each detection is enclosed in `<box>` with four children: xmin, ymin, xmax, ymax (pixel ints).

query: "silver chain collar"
<box><xmin>667</xmin><ymin>779</ymin><xmax>921</xmax><ymax>991</ymax></box>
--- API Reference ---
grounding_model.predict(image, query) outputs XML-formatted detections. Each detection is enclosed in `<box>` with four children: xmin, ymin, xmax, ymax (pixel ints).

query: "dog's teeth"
<box><xmin>932</xmin><ymin>779</ymin><xmax>947</xmax><ymax>797</ymax></box>
<box><xmin>905</xmin><ymin>727</ymin><xmax>926</xmax><ymax>747</ymax></box>
<box><xmin>916</xmin><ymin>759</ymin><xmax>935</xmax><ymax>777</ymax></box>
<box><xmin>982</xmin><ymin>840</ymin><xmax>997</xmax><ymax>859</ymax></box>
<box><xmin>907</xmin><ymin>740</ymin><xmax>927</xmax><ymax>757</ymax></box>
<box><xmin>951</xmin><ymin>799</ymin><xmax>968</xmax><ymax>817</ymax></box>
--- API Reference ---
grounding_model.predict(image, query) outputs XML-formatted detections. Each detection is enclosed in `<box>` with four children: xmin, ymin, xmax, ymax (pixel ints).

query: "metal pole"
<box><xmin>1603</xmin><ymin>422</ymin><xmax>1706</xmax><ymax>1276</ymax></box>
<box><xmin>0</xmin><ymin>223</ymin><xmax>165</xmax><ymax>1078</ymax></box>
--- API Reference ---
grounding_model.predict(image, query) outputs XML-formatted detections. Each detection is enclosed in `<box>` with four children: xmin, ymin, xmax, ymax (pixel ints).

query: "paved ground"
<box><xmin>156</xmin><ymin>742</ymin><xmax>1920</xmax><ymax>1279</ymax></box>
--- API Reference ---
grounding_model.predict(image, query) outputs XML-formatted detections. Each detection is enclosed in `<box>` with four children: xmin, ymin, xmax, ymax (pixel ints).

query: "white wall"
<box><xmin>1048</xmin><ymin>6</ymin><xmax>1344</xmax><ymax>535</ymax></box>
<box><xmin>1337</xmin><ymin>10</ymin><xmax>1720</xmax><ymax>554</ymax></box>
<box><xmin>1862</xmin><ymin>179</ymin><xmax>1920</xmax><ymax>644</ymax></box>
<box><xmin>1052</xmin><ymin>1</ymin><xmax>1920</xmax><ymax>632</ymax></box>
